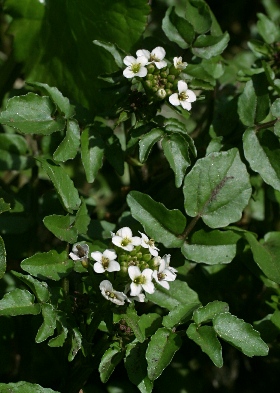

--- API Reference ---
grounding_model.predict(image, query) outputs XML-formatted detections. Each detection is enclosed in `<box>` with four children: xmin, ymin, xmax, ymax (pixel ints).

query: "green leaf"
<box><xmin>21</xmin><ymin>250</ymin><xmax>74</xmax><ymax>281</ymax></box>
<box><xmin>138</xmin><ymin>313</ymin><xmax>163</xmax><ymax>339</ymax></box>
<box><xmin>193</xmin><ymin>301</ymin><xmax>229</xmax><ymax>325</ymax></box>
<box><xmin>0</xmin><ymin>198</ymin><xmax>10</xmax><ymax>214</ymax></box>
<box><xmin>243</xmin><ymin>128</ymin><xmax>280</xmax><ymax>191</ymax></box>
<box><xmin>119</xmin><ymin>305</ymin><xmax>145</xmax><ymax>343</ymax></box>
<box><xmin>74</xmin><ymin>199</ymin><xmax>90</xmax><ymax>235</ymax></box>
<box><xmin>43</xmin><ymin>214</ymin><xmax>78</xmax><ymax>243</ymax></box>
<box><xmin>257</xmin><ymin>13</ymin><xmax>280</xmax><ymax>44</ymax></box>
<box><xmin>93</xmin><ymin>40</ymin><xmax>125</xmax><ymax>68</ymax></box>
<box><xmin>81</xmin><ymin>127</ymin><xmax>105</xmax><ymax>183</ymax></box>
<box><xmin>213</xmin><ymin>312</ymin><xmax>269</xmax><ymax>357</ymax></box>
<box><xmin>185</xmin><ymin>0</ymin><xmax>212</xmax><ymax>34</ymax></box>
<box><xmin>164</xmin><ymin>118</ymin><xmax>197</xmax><ymax>157</ymax></box>
<box><xmin>192</xmin><ymin>32</ymin><xmax>230</xmax><ymax>59</ymax></box>
<box><xmin>162</xmin><ymin>133</ymin><xmax>191</xmax><ymax>188</ymax></box>
<box><xmin>271</xmin><ymin>98</ymin><xmax>280</xmax><ymax>117</ymax></box>
<box><xmin>36</xmin><ymin>303</ymin><xmax>57</xmax><ymax>343</ymax></box>
<box><xmin>243</xmin><ymin>231</ymin><xmax>280</xmax><ymax>284</ymax></box>
<box><xmin>0</xmin><ymin>236</ymin><xmax>6</xmax><ymax>279</ymax></box>
<box><xmin>99</xmin><ymin>343</ymin><xmax>124</xmax><ymax>383</ymax></box>
<box><xmin>139</xmin><ymin>128</ymin><xmax>164</xmax><ymax>163</ymax></box>
<box><xmin>0</xmin><ymin>289</ymin><xmax>41</xmax><ymax>316</ymax></box>
<box><xmin>27</xmin><ymin>82</ymin><xmax>75</xmax><ymax>118</ymax></box>
<box><xmin>125</xmin><ymin>341</ymin><xmax>153</xmax><ymax>393</ymax></box>
<box><xmin>238</xmin><ymin>73</ymin><xmax>270</xmax><ymax>126</ymax></box>
<box><xmin>147</xmin><ymin>280</ymin><xmax>200</xmax><ymax>312</ymax></box>
<box><xmin>0</xmin><ymin>382</ymin><xmax>60</xmax><ymax>393</ymax></box>
<box><xmin>146</xmin><ymin>327</ymin><xmax>182</xmax><ymax>381</ymax></box>
<box><xmin>5</xmin><ymin>0</ymin><xmax>150</xmax><ymax>112</ymax></box>
<box><xmin>11</xmin><ymin>271</ymin><xmax>49</xmax><ymax>302</ymax></box>
<box><xmin>162</xmin><ymin>7</ymin><xmax>194</xmax><ymax>49</ymax></box>
<box><xmin>0</xmin><ymin>134</ymin><xmax>35</xmax><ymax>170</ymax></box>
<box><xmin>38</xmin><ymin>157</ymin><xmax>81</xmax><ymax>213</ymax></box>
<box><xmin>163</xmin><ymin>302</ymin><xmax>200</xmax><ymax>328</ymax></box>
<box><xmin>127</xmin><ymin>191</ymin><xmax>186</xmax><ymax>248</ymax></box>
<box><xmin>181</xmin><ymin>229</ymin><xmax>240</xmax><ymax>264</ymax></box>
<box><xmin>186</xmin><ymin>324</ymin><xmax>223</xmax><ymax>367</ymax></box>
<box><xmin>53</xmin><ymin>119</ymin><xmax>80</xmax><ymax>162</ymax></box>
<box><xmin>183</xmin><ymin>149</ymin><xmax>252</xmax><ymax>228</ymax></box>
<box><xmin>68</xmin><ymin>327</ymin><xmax>83</xmax><ymax>361</ymax></box>
<box><xmin>0</xmin><ymin>93</ymin><xmax>65</xmax><ymax>134</ymax></box>
<box><xmin>48</xmin><ymin>313</ymin><xmax>68</xmax><ymax>347</ymax></box>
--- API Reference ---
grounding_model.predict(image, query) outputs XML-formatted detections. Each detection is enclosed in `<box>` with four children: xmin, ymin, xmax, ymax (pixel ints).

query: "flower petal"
<box><xmin>69</xmin><ymin>252</ymin><xmax>81</xmax><ymax>261</ymax></box>
<box><xmin>169</xmin><ymin>93</ymin><xmax>180</xmax><ymax>106</ymax></box>
<box><xmin>152</xmin><ymin>46</ymin><xmax>166</xmax><ymax>60</ymax></box>
<box><xmin>143</xmin><ymin>281</ymin><xmax>155</xmax><ymax>294</ymax></box>
<box><xmin>100</xmin><ymin>280</ymin><xmax>113</xmax><ymax>292</ymax></box>
<box><xmin>123</xmin><ymin>68</ymin><xmax>135</xmax><ymax>79</ymax></box>
<box><xmin>187</xmin><ymin>89</ymin><xmax>197</xmax><ymax>102</ymax></box>
<box><xmin>136</xmin><ymin>49</ymin><xmax>150</xmax><ymax>59</ymax></box>
<box><xmin>107</xmin><ymin>261</ymin><xmax>121</xmax><ymax>272</ymax></box>
<box><xmin>130</xmin><ymin>282</ymin><xmax>142</xmax><ymax>297</ymax></box>
<box><xmin>178</xmin><ymin>80</ymin><xmax>188</xmax><ymax>93</ymax></box>
<box><xmin>181</xmin><ymin>101</ymin><xmax>192</xmax><ymax>111</ymax></box>
<box><xmin>123</xmin><ymin>55</ymin><xmax>136</xmax><ymax>66</ymax></box>
<box><xmin>135</xmin><ymin>67</ymin><xmax>148</xmax><ymax>78</ymax></box>
<box><xmin>154</xmin><ymin>60</ymin><xmax>167</xmax><ymax>69</ymax></box>
<box><xmin>117</xmin><ymin>227</ymin><xmax>132</xmax><ymax>238</ymax></box>
<box><xmin>128</xmin><ymin>265</ymin><xmax>141</xmax><ymax>280</ymax></box>
<box><xmin>103</xmin><ymin>249</ymin><xmax>117</xmax><ymax>261</ymax></box>
<box><xmin>91</xmin><ymin>251</ymin><xmax>103</xmax><ymax>262</ymax></box>
<box><xmin>157</xmin><ymin>280</ymin><xmax>170</xmax><ymax>290</ymax></box>
<box><xmin>93</xmin><ymin>262</ymin><xmax>105</xmax><ymax>273</ymax></box>
<box><xmin>137</xmin><ymin>56</ymin><xmax>149</xmax><ymax>66</ymax></box>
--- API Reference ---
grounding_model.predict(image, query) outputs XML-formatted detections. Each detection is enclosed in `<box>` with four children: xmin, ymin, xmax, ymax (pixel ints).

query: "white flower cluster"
<box><xmin>122</xmin><ymin>46</ymin><xmax>197</xmax><ymax>111</ymax></box>
<box><xmin>69</xmin><ymin>226</ymin><xmax>177</xmax><ymax>306</ymax></box>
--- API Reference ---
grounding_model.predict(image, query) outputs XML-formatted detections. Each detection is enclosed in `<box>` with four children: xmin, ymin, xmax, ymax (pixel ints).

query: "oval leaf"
<box><xmin>36</xmin><ymin>303</ymin><xmax>57</xmax><ymax>343</ymax></box>
<box><xmin>99</xmin><ymin>344</ymin><xmax>124</xmax><ymax>383</ymax></box>
<box><xmin>213</xmin><ymin>312</ymin><xmax>269</xmax><ymax>357</ymax></box>
<box><xmin>11</xmin><ymin>271</ymin><xmax>50</xmax><ymax>302</ymax></box>
<box><xmin>127</xmin><ymin>191</ymin><xmax>186</xmax><ymax>248</ymax></box>
<box><xmin>146</xmin><ymin>327</ymin><xmax>182</xmax><ymax>381</ymax></box>
<box><xmin>53</xmin><ymin>119</ymin><xmax>80</xmax><ymax>162</ymax></box>
<box><xmin>193</xmin><ymin>301</ymin><xmax>229</xmax><ymax>325</ymax></box>
<box><xmin>43</xmin><ymin>214</ymin><xmax>78</xmax><ymax>243</ymax></box>
<box><xmin>139</xmin><ymin>128</ymin><xmax>164</xmax><ymax>163</ymax></box>
<box><xmin>192</xmin><ymin>32</ymin><xmax>230</xmax><ymax>59</ymax></box>
<box><xmin>0</xmin><ymin>289</ymin><xmax>41</xmax><ymax>316</ymax></box>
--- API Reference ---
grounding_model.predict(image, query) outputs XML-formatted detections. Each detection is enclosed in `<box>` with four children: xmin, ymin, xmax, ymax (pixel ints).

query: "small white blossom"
<box><xmin>99</xmin><ymin>280</ymin><xmax>128</xmax><ymax>305</ymax></box>
<box><xmin>152</xmin><ymin>254</ymin><xmax>177</xmax><ymax>290</ymax></box>
<box><xmin>111</xmin><ymin>227</ymin><xmax>141</xmax><ymax>251</ymax></box>
<box><xmin>169</xmin><ymin>80</ymin><xmax>196</xmax><ymax>111</ymax></box>
<box><xmin>124</xmin><ymin>284</ymin><xmax>146</xmax><ymax>302</ymax></box>
<box><xmin>136</xmin><ymin>47</ymin><xmax>167</xmax><ymax>69</ymax></box>
<box><xmin>139</xmin><ymin>231</ymin><xmax>159</xmax><ymax>257</ymax></box>
<box><xmin>128</xmin><ymin>266</ymin><xmax>155</xmax><ymax>296</ymax></box>
<box><xmin>173</xmin><ymin>56</ymin><xmax>188</xmax><ymax>70</ymax></box>
<box><xmin>69</xmin><ymin>243</ymin><xmax>89</xmax><ymax>261</ymax></box>
<box><xmin>123</xmin><ymin>55</ymin><xmax>148</xmax><ymax>78</ymax></box>
<box><xmin>91</xmin><ymin>249</ymin><xmax>120</xmax><ymax>273</ymax></box>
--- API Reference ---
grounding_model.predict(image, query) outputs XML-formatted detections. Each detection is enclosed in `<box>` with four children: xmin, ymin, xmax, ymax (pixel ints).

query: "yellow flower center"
<box><xmin>179</xmin><ymin>92</ymin><xmax>189</xmax><ymax>101</ymax></box>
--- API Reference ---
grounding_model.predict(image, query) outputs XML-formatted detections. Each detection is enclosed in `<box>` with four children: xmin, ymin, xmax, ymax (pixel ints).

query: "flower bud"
<box><xmin>136</xmin><ymin>252</ymin><xmax>143</xmax><ymax>259</ymax></box>
<box><xmin>140</xmin><ymin>262</ymin><xmax>150</xmax><ymax>270</ymax></box>
<box><xmin>145</xmin><ymin>80</ymin><xmax>153</xmax><ymax>89</ymax></box>
<box><xmin>165</xmin><ymin>89</ymin><xmax>173</xmax><ymax>96</ymax></box>
<box><xmin>81</xmin><ymin>259</ymin><xmax>89</xmax><ymax>268</ymax></box>
<box><xmin>142</xmin><ymin>253</ymin><xmax>152</xmax><ymax>262</ymax></box>
<box><xmin>167</xmin><ymin>74</ymin><xmax>175</xmax><ymax>82</ymax></box>
<box><xmin>119</xmin><ymin>254</ymin><xmax>129</xmax><ymax>262</ymax></box>
<box><xmin>147</xmin><ymin>64</ymin><xmax>155</xmax><ymax>74</ymax></box>
<box><xmin>160</xmin><ymin>70</ymin><xmax>169</xmax><ymax>78</ymax></box>
<box><xmin>119</xmin><ymin>264</ymin><xmax>128</xmax><ymax>276</ymax></box>
<box><xmin>166</xmin><ymin>82</ymin><xmax>173</xmax><ymax>89</ymax></box>
<box><xmin>156</xmin><ymin>88</ymin><xmax>167</xmax><ymax>99</ymax></box>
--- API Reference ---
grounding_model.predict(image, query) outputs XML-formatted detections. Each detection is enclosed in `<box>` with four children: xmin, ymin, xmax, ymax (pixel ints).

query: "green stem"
<box><xmin>255</xmin><ymin>119</ymin><xmax>277</xmax><ymax>132</ymax></box>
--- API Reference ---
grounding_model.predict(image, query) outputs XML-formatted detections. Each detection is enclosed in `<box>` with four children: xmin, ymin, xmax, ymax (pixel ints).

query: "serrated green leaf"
<box><xmin>99</xmin><ymin>343</ymin><xmax>124</xmax><ymax>383</ymax></box>
<box><xmin>0</xmin><ymin>289</ymin><xmax>41</xmax><ymax>316</ymax></box>
<box><xmin>185</xmin><ymin>0</ymin><xmax>212</xmax><ymax>34</ymax></box>
<box><xmin>243</xmin><ymin>128</ymin><xmax>280</xmax><ymax>191</ymax></box>
<box><xmin>21</xmin><ymin>250</ymin><xmax>74</xmax><ymax>281</ymax></box>
<box><xmin>43</xmin><ymin>214</ymin><xmax>78</xmax><ymax>243</ymax></box>
<box><xmin>0</xmin><ymin>381</ymin><xmax>60</xmax><ymax>393</ymax></box>
<box><xmin>193</xmin><ymin>301</ymin><xmax>229</xmax><ymax>325</ymax></box>
<box><xmin>181</xmin><ymin>229</ymin><xmax>240</xmax><ymax>264</ymax></box>
<box><xmin>257</xmin><ymin>13</ymin><xmax>280</xmax><ymax>44</ymax></box>
<box><xmin>146</xmin><ymin>327</ymin><xmax>182</xmax><ymax>381</ymax></box>
<box><xmin>183</xmin><ymin>149</ymin><xmax>252</xmax><ymax>228</ymax></box>
<box><xmin>192</xmin><ymin>32</ymin><xmax>230</xmax><ymax>59</ymax></box>
<box><xmin>243</xmin><ymin>231</ymin><xmax>280</xmax><ymax>284</ymax></box>
<box><xmin>162</xmin><ymin>133</ymin><xmax>191</xmax><ymax>188</ymax></box>
<box><xmin>0</xmin><ymin>236</ymin><xmax>6</xmax><ymax>279</ymax></box>
<box><xmin>53</xmin><ymin>119</ymin><xmax>80</xmax><ymax>162</ymax></box>
<box><xmin>36</xmin><ymin>303</ymin><xmax>57</xmax><ymax>343</ymax></box>
<box><xmin>11</xmin><ymin>271</ymin><xmax>49</xmax><ymax>302</ymax></box>
<box><xmin>213</xmin><ymin>312</ymin><xmax>269</xmax><ymax>357</ymax></box>
<box><xmin>38</xmin><ymin>157</ymin><xmax>81</xmax><ymax>213</ymax></box>
<box><xmin>27</xmin><ymin>82</ymin><xmax>75</xmax><ymax>118</ymax></box>
<box><xmin>147</xmin><ymin>280</ymin><xmax>200</xmax><ymax>312</ymax></box>
<box><xmin>139</xmin><ymin>128</ymin><xmax>164</xmax><ymax>163</ymax></box>
<box><xmin>127</xmin><ymin>191</ymin><xmax>186</xmax><ymax>248</ymax></box>
<box><xmin>238</xmin><ymin>73</ymin><xmax>270</xmax><ymax>126</ymax></box>
<box><xmin>0</xmin><ymin>93</ymin><xmax>65</xmax><ymax>134</ymax></box>
<box><xmin>125</xmin><ymin>341</ymin><xmax>153</xmax><ymax>393</ymax></box>
<box><xmin>187</xmin><ymin>324</ymin><xmax>223</xmax><ymax>367</ymax></box>
<box><xmin>81</xmin><ymin>127</ymin><xmax>104</xmax><ymax>183</ymax></box>
<box><xmin>163</xmin><ymin>302</ymin><xmax>200</xmax><ymax>328</ymax></box>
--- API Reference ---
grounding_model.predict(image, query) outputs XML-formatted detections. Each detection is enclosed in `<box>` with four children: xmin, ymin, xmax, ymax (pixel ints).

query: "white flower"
<box><xmin>124</xmin><ymin>284</ymin><xmax>146</xmax><ymax>302</ymax></box>
<box><xmin>136</xmin><ymin>47</ymin><xmax>167</xmax><ymax>69</ymax></box>
<box><xmin>123</xmin><ymin>55</ymin><xmax>148</xmax><ymax>78</ymax></box>
<box><xmin>152</xmin><ymin>254</ymin><xmax>177</xmax><ymax>290</ymax></box>
<box><xmin>69</xmin><ymin>243</ymin><xmax>89</xmax><ymax>261</ymax></box>
<box><xmin>128</xmin><ymin>266</ymin><xmax>155</xmax><ymax>296</ymax></box>
<box><xmin>139</xmin><ymin>231</ymin><xmax>159</xmax><ymax>257</ymax></box>
<box><xmin>111</xmin><ymin>227</ymin><xmax>141</xmax><ymax>251</ymax></box>
<box><xmin>173</xmin><ymin>56</ymin><xmax>188</xmax><ymax>70</ymax></box>
<box><xmin>169</xmin><ymin>80</ymin><xmax>196</xmax><ymax>111</ymax></box>
<box><xmin>99</xmin><ymin>280</ymin><xmax>128</xmax><ymax>305</ymax></box>
<box><xmin>91</xmin><ymin>249</ymin><xmax>120</xmax><ymax>273</ymax></box>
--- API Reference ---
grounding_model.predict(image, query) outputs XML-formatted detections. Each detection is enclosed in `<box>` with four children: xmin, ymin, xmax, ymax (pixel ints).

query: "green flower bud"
<box><xmin>160</xmin><ymin>70</ymin><xmax>169</xmax><ymax>78</ymax></box>
<box><xmin>166</xmin><ymin>89</ymin><xmax>173</xmax><ymax>96</ymax></box>
<box><xmin>156</xmin><ymin>88</ymin><xmax>167</xmax><ymax>99</ymax></box>
<box><xmin>167</xmin><ymin>74</ymin><xmax>176</xmax><ymax>82</ymax></box>
<box><xmin>146</xmin><ymin>74</ymin><xmax>154</xmax><ymax>81</ymax></box>
<box><xmin>136</xmin><ymin>252</ymin><xmax>143</xmax><ymax>259</ymax></box>
<box><xmin>145</xmin><ymin>80</ymin><xmax>153</xmax><ymax>89</ymax></box>
<box><xmin>140</xmin><ymin>262</ymin><xmax>150</xmax><ymax>270</ymax></box>
<box><xmin>169</xmin><ymin>65</ymin><xmax>181</xmax><ymax>76</ymax></box>
<box><xmin>81</xmin><ymin>259</ymin><xmax>89</xmax><ymax>268</ymax></box>
<box><xmin>119</xmin><ymin>264</ymin><xmax>128</xmax><ymax>276</ymax></box>
<box><xmin>119</xmin><ymin>254</ymin><xmax>129</xmax><ymax>262</ymax></box>
<box><xmin>166</xmin><ymin>82</ymin><xmax>173</xmax><ymax>89</ymax></box>
<box><xmin>142</xmin><ymin>253</ymin><xmax>152</xmax><ymax>262</ymax></box>
<box><xmin>147</xmin><ymin>64</ymin><xmax>155</xmax><ymax>74</ymax></box>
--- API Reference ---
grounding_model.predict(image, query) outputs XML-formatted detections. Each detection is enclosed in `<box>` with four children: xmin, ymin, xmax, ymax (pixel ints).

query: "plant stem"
<box><xmin>179</xmin><ymin>214</ymin><xmax>201</xmax><ymax>240</ymax></box>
